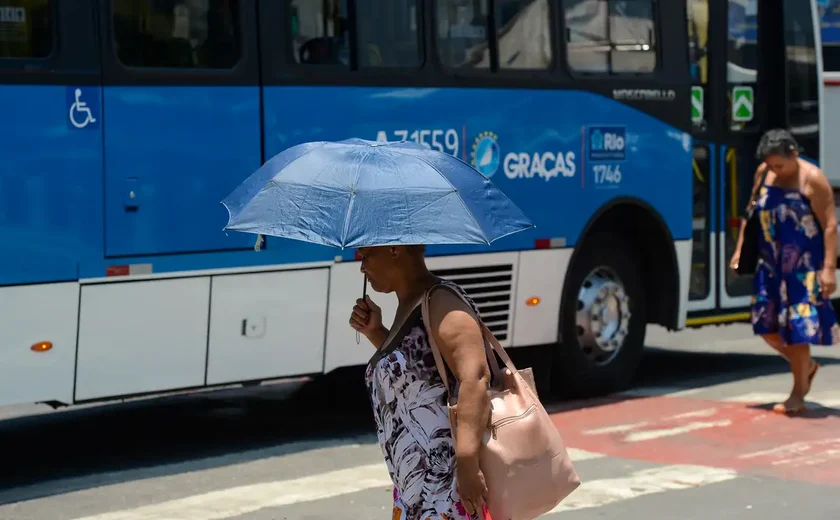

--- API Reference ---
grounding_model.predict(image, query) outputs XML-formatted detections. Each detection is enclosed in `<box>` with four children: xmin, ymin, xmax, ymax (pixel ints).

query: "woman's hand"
<box><xmin>729</xmin><ymin>250</ymin><xmax>741</xmax><ymax>273</ymax></box>
<box><xmin>456</xmin><ymin>456</ymin><xmax>488</xmax><ymax>517</ymax></box>
<box><xmin>820</xmin><ymin>267</ymin><xmax>837</xmax><ymax>299</ymax></box>
<box><xmin>349</xmin><ymin>296</ymin><xmax>385</xmax><ymax>345</ymax></box>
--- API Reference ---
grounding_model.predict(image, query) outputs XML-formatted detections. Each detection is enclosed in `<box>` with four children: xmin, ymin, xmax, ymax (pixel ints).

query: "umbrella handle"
<box><xmin>356</xmin><ymin>274</ymin><xmax>367</xmax><ymax>345</ymax></box>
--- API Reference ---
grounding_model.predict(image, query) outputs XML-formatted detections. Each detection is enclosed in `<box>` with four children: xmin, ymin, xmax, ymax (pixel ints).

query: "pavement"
<box><xmin>1</xmin><ymin>323</ymin><xmax>839</xmax><ymax>519</ymax></box>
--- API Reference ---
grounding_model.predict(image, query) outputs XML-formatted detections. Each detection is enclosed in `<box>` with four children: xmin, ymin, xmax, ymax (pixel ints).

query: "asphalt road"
<box><xmin>1</xmin><ymin>323</ymin><xmax>839</xmax><ymax>519</ymax></box>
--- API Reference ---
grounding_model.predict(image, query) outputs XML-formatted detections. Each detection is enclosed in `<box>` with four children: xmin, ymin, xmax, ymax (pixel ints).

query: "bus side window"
<box><xmin>289</xmin><ymin>0</ymin><xmax>350</xmax><ymax>67</ymax></box>
<box><xmin>495</xmin><ymin>0</ymin><xmax>552</xmax><ymax>70</ymax></box>
<box><xmin>823</xmin><ymin>1</ymin><xmax>840</xmax><ymax>73</ymax></box>
<box><xmin>111</xmin><ymin>0</ymin><xmax>241</xmax><ymax>69</ymax></box>
<box><xmin>563</xmin><ymin>0</ymin><xmax>657</xmax><ymax>74</ymax></box>
<box><xmin>687</xmin><ymin>0</ymin><xmax>709</xmax><ymax>84</ymax></box>
<box><xmin>355</xmin><ymin>1</ymin><xmax>421</xmax><ymax>68</ymax></box>
<box><xmin>435</xmin><ymin>0</ymin><xmax>491</xmax><ymax>70</ymax></box>
<box><xmin>0</xmin><ymin>0</ymin><xmax>53</xmax><ymax>59</ymax></box>
<box><xmin>783</xmin><ymin>0</ymin><xmax>820</xmax><ymax>161</ymax></box>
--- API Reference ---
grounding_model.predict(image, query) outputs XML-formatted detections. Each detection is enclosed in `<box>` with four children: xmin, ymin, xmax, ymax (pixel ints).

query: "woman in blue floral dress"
<box><xmin>731</xmin><ymin>129</ymin><xmax>840</xmax><ymax>414</ymax></box>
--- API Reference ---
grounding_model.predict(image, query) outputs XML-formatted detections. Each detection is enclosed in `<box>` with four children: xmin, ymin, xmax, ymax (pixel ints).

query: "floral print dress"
<box><xmin>751</xmin><ymin>183</ymin><xmax>840</xmax><ymax>345</ymax></box>
<box><xmin>364</xmin><ymin>281</ymin><xmax>485</xmax><ymax>520</ymax></box>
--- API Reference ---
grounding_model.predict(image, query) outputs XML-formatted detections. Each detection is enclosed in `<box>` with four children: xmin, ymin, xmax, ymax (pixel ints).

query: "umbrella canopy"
<box><xmin>221</xmin><ymin>138</ymin><xmax>534</xmax><ymax>249</ymax></box>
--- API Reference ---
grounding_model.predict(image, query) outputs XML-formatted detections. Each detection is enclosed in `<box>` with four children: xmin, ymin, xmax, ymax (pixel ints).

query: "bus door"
<box><xmin>686</xmin><ymin>0</ymin><xmax>822</xmax><ymax>317</ymax></box>
<box><xmin>0</xmin><ymin>1</ymin><xmax>103</xmax><ymax>286</ymax></box>
<box><xmin>97</xmin><ymin>0</ymin><xmax>262</xmax><ymax>259</ymax></box>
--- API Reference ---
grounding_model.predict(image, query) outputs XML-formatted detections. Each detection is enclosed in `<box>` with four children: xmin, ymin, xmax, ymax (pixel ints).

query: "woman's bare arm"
<box><xmin>427</xmin><ymin>289</ymin><xmax>491</xmax><ymax>466</ymax></box>
<box><xmin>807</xmin><ymin>165</ymin><xmax>838</xmax><ymax>270</ymax></box>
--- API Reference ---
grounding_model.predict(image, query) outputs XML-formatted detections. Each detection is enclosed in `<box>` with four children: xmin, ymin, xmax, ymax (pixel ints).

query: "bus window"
<box><xmin>727</xmin><ymin>0</ymin><xmax>757</xmax><ymax>130</ymax></box>
<box><xmin>784</xmin><ymin>0</ymin><xmax>820</xmax><ymax>161</ymax></box>
<box><xmin>0</xmin><ymin>0</ymin><xmax>52</xmax><ymax>58</ymax></box>
<box><xmin>563</xmin><ymin>0</ymin><xmax>657</xmax><ymax>75</ymax></box>
<box><xmin>495</xmin><ymin>0</ymin><xmax>552</xmax><ymax>69</ymax></box>
<box><xmin>726</xmin><ymin>0</ymin><xmax>757</xmax><ymax>84</ymax></box>
<box><xmin>290</xmin><ymin>0</ymin><xmax>350</xmax><ymax>66</ymax></box>
<box><xmin>112</xmin><ymin>0</ymin><xmax>241</xmax><ymax>69</ymax></box>
<box><xmin>823</xmin><ymin>0</ymin><xmax>840</xmax><ymax>72</ymax></box>
<box><xmin>356</xmin><ymin>1</ymin><xmax>421</xmax><ymax>68</ymax></box>
<box><xmin>690</xmin><ymin>145</ymin><xmax>711</xmax><ymax>301</ymax></box>
<box><xmin>687</xmin><ymin>0</ymin><xmax>709</xmax><ymax>84</ymax></box>
<box><xmin>435</xmin><ymin>0</ymin><xmax>491</xmax><ymax>69</ymax></box>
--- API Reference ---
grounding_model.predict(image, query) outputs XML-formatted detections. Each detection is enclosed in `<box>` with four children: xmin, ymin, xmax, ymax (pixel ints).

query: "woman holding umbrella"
<box><xmin>350</xmin><ymin>244</ymin><xmax>492</xmax><ymax>519</ymax></box>
<box><xmin>222</xmin><ymin>138</ymin><xmax>573</xmax><ymax>519</ymax></box>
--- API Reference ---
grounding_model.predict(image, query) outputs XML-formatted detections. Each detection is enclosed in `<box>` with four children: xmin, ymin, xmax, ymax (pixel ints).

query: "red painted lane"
<box><xmin>549</xmin><ymin>395</ymin><xmax>840</xmax><ymax>487</ymax></box>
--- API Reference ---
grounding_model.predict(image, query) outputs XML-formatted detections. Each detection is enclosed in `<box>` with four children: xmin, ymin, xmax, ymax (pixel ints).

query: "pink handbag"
<box><xmin>422</xmin><ymin>284</ymin><xmax>580</xmax><ymax>520</ymax></box>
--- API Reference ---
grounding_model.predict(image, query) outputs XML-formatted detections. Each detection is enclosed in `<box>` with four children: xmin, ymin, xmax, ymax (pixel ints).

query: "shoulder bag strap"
<box><xmin>421</xmin><ymin>284</ymin><xmax>514</xmax><ymax>399</ymax></box>
<box><xmin>744</xmin><ymin>166</ymin><xmax>770</xmax><ymax>215</ymax></box>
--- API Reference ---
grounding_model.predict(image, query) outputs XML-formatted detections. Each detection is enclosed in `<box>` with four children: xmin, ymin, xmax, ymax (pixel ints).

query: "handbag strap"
<box><xmin>421</xmin><ymin>283</ymin><xmax>517</xmax><ymax>399</ymax></box>
<box><xmin>745</xmin><ymin>166</ymin><xmax>770</xmax><ymax>214</ymax></box>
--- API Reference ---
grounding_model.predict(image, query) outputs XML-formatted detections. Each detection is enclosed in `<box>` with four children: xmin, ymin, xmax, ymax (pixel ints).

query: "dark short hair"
<box><xmin>755</xmin><ymin>128</ymin><xmax>800</xmax><ymax>160</ymax></box>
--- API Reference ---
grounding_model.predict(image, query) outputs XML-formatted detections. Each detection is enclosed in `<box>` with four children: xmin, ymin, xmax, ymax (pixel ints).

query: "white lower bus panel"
<box><xmin>206</xmin><ymin>268</ymin><xmax>329</xmax><ymax>385</ymax></box>
<box><xmin>675</xmin><ymin>239</ymin><xmax>691</xmax><ymax>329</ymax></box>
<box><xmin>0</xmin><ymin>282</ymin><xmax>79</xmax><ymax>408</ymax></box>
<box><xmin>75</xmin><ymin>277</ymin><xmax>211</xmax><ymax>401</ymax></box>
<box><xmin>511</xmin><ymin>248</ymin><xmax>570</xmax><ymax>347</ymax></box>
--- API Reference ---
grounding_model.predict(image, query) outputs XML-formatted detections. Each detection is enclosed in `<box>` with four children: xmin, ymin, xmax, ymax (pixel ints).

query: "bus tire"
<box><xmin>552</xmin><ymin>232</ymin><xmax>646</xmax><ymax>398</ymax></box>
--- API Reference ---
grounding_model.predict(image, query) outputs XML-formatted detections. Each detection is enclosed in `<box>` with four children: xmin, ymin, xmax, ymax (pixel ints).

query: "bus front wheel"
<box><xmin>552</xmin><ymin>232</ymin><xmax>647</xmax><ymax>398</ymax></box>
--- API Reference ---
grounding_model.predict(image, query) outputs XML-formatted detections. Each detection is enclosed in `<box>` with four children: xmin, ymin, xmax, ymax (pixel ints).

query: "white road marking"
<box><xmin>581</xmin><ymin>410</ymin><xmax>720</xmax><ymax>438</ymax></box>
<box><xmin>623</xmin><ymin>420</ymin><xmax>732</xmax><ymax>442</ymax></box>
<box><xmin>722</xmin><ymin>392</ymin><xmax>840</xmax><ymax>408</ymax></box>
<box><xmin>667</xmin><ymin>408</ymin><xmax>718</xmax><ymax>420</ymax></box>
<box><xmin>739</xmin><ymin>440</ymin><xmax>818</xmax><ymax>460</ymax></box>
<box><xmin>582</xmin><ymin>422</ymin><xmax>648</xmax><ymax>435</ymax></box>
<box><xmin>549</xmin><ymin>464</ymin><xmax>739</xmax><ymax>513</ymax></box>
<box><xmin>68</xmin><ymin>449</ymin><xmax>606</xmax><ymax>520</ymax></box>
<box><xmin>566</xmin><ymin>448</ymin><xmax>607</xmax><ymax>461</ymax></box>
<box><xmin>71</xmin><ymin>463</ymin><xmax>393</xmax><ymax>520</ymax></box>
<box><xmin>739</xmin><ymin>438</ymin><xmax>840</xmax><ymax>468</ymax></box>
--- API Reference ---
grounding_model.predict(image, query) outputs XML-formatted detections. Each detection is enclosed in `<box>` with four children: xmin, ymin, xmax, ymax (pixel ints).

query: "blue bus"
<box><xmin>0</xmin><ymin>0</ymin><xmax>827</xmax><ymax>411</ymax></box>
<box><xmin>818</xmin><ymin>0</ymin><xmax>840</xmax><ymax>193</ymax></box>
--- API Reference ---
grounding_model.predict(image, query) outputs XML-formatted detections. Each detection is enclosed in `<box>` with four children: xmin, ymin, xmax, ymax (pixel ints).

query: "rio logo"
<box><xmin>589</xmin><ymin>126</ymin><xmax>626</xmax><ymax>161</ymax></box>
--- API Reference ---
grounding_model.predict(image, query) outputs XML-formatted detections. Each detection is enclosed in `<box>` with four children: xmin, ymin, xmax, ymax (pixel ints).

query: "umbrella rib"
<box><xmin>408</xmin><ymin>153</ymin><xmax>489</xmax><ymax>245</ymax></box>
<box><xmin>382</xmin><ymin>150</ymin><xmax>415</xmax><ymax>243</ymax></box>
<box><xmin>339</xmin><ymin>148</ymin><xmax>370</xmax><ymax>247</ymax></box>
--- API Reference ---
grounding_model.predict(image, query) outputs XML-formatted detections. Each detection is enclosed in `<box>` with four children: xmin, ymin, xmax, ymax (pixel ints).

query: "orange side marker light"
<box><xmin>31</xmin><ymin>341</ymin><xmax>53</xmax><ymax>352</ymax></box>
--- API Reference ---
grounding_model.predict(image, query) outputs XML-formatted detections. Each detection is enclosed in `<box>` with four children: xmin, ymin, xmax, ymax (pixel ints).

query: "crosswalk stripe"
<box><xmin>623</xmin><ymin>419</ymin><xmax>732</xmax><ymax>442</ymax></box>
<box><xmin>71</xmin><ymin>463</ymin><xmax>393</xmax><ymax>520</ymax></box>
<box><xmin>565</xmin><ymin>447</ymin><xmax>606</xmax><ymax>461</ymax></box>
<box><xmin>722</xmin><ymin>392</ymin><xmax>840</xmax><ymax>408</ymax></box>
<box><xmin>549</xmin><ymin>464</ymin><xmax>739</xmax><ymax>514</ymax></box>
<box><xmin>69</xmin><ymin>449</ymin><xmax>604</xmax><ymax>520</ymax></box>
<box><xmin>618</xmin><ymin>387</ymin><xmax>840</xmax><ymax>409</ymax></box>
<box><xmin>66</xmin><ymin>448</ymin><xmax>733</xmax><ymax>520</ymax></box>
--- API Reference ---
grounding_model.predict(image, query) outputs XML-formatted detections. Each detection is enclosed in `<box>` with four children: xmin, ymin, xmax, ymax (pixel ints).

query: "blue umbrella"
<box><xmin>222</xmin><ymin>138</ymin><xmax>534</xmax><ymax>343</ymax></box>
<box><xmin>221</xmin><ymin>138</ymin><xmax>534</xmax><ymax>249</ymax></box>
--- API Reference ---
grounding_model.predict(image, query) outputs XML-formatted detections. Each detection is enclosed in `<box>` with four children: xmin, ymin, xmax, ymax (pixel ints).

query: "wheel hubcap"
<box><xmin>575</xmin><ymin>267</ymin><xmax>631</xmax><ymax>366</ymax></box>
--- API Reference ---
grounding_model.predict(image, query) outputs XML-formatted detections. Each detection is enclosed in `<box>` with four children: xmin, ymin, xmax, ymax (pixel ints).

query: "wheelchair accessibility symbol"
<box><xmin>67</xmin><ymin>87</ymin><xmax>99</xmax><ymax>129</ymax></box>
